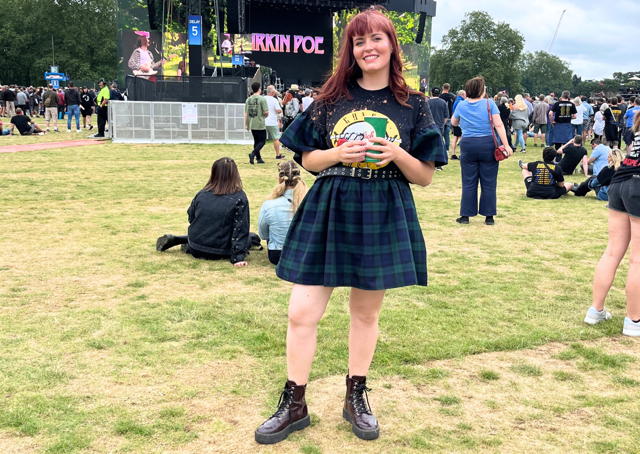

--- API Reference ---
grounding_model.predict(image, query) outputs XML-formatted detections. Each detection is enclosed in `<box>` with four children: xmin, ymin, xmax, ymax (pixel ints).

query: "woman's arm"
<box><xmin>451</xmin><ymin>116</ymin><xmax>459</xmax><ymax>127</ymax></box>
<box><xmin>257</xmin><ymin>205</ymin><xmax>270</xmax><ymax>244</ymax></box>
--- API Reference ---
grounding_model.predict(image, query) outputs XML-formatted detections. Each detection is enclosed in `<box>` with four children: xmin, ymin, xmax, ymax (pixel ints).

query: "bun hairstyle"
<box><xmin>266</xmin><ymin>160</ymin><xmax>308</xmax><ymax>214</ymax></box>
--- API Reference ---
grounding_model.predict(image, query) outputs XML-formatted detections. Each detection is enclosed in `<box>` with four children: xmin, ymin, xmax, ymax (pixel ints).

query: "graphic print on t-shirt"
<box><xmin>247</xmin><ymin>98</ymin><xmax>260</xmax><ymax>119</ymax></box>
<box><xmin>330</xmin><ymin>109</ymin><xmax>401</xmax><ymax>169</ymax></box>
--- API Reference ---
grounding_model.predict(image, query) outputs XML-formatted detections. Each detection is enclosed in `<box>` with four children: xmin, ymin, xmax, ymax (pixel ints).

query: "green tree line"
<box><xmin>0</xmin><ymin>0</ymin><xmax>117</xmax><ymax>86</ymax></box>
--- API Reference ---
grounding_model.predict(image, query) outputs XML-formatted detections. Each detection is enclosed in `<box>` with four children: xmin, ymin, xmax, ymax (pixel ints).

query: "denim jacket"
<box><xmin>187</xmin><ymin>189</ymin><xmax>250</xmax><ymax>263</ymax></box>
<box><xmin>258</xmin><ymin>189</ymin><xmax>294</xmax><ymax>251</ymax></box>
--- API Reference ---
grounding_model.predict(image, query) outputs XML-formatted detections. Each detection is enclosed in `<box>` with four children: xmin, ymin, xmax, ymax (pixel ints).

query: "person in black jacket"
<box><xmin>80</xmin><ymin>87</ymin><xmax>94</xmax><ymax>130</ymax></box>
<box><xmin>498</xmin><ymin>96</ymin><xmax>514</xmax><ymax>149</ymax></box>
<box><xmin>156</xmin><ymin>158</ymin><xmax>251</xmax><ymax>266</ymax></box>
<box><xmin>65</xmin><ymin>81</ymin><xmax>82</xmax><ymax>132</ymax></box>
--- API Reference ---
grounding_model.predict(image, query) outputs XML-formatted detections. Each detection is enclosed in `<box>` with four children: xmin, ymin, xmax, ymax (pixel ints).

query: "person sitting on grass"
<box><xmin>557</xmin><ymin>135</ymin><xmax>588</xmax><ymax>175</ymax></box>
<box><xmin>518</xmin><ymin>147</ymin><xmax>573</xmax><ymax>199</ymax></box>
<box><xmin>258</xmin><ymin>160</ymin><xmax>308</xmax><ymax>265</ymax></box>
<box><xmin>580</xmin><ymin>138</ymin><xmax>610</xmax><ymax>176</ymax></box>
<box><xmin>10</xmin><ymin>108</ymin><xmax>44</xmax><ymax>135</ymax></box>
<box><xmin>156</xmin><ymin>157</ymin><xmax>251</xmax><ymax>267</ymax></box>
<box><xmin>570</xmin><ymin>148</ymin><xmax>623</xmax><ymax>201</ymax></box>
<box><xmin>0</xmin><ymin>118</ymin><xmax>15</xmax><ymax>136</ymax></box>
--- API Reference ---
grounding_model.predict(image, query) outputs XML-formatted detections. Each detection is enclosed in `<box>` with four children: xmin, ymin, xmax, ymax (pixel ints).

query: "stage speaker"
<box><xmin>227</xmin><ymin>0</ymin><xmax>241</xmax><ymax>34</ymax></box>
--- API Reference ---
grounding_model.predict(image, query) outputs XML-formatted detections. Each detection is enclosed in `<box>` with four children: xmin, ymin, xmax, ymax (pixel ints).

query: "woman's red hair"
<box><xmin>316</xmin><ymin>9</ymin><xmax>421</xmax><ymax>107</ymax></box>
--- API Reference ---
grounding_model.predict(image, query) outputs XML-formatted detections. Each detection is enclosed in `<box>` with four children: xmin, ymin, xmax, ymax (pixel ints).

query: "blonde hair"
<box><xmin>266</xmin><ymin>160</ymin><xmax>307</xmax><ymax>214</ymax></box>
<box><xmin>514</xmin><ymin>94</ymin><xmax>527</xmax><ymax>111</ymax></box>
<box><xmin>609</xmin><ymin>148</ymin><xmax>623</xmax><ymax>170</ymax></box>
<box><xmin>573</xmin><ymin>97</ymin><xmax>582</xmax><ymax>106</ymax></box>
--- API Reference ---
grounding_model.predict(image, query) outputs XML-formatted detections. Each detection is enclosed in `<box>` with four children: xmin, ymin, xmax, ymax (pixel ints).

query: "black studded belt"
<box><xmin>316</xmin><ymin>166</ymin><xmax>403</xmax><ymax>180</ymax></box>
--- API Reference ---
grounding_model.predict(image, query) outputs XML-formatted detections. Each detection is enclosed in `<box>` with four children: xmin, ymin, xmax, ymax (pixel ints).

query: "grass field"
<box><xmin>1</xmin><ymin>135</ymin><xmax>638</xmax><ymax>453</ymax></box>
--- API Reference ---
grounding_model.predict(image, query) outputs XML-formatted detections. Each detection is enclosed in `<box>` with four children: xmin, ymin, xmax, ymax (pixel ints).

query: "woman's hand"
<box><xmin>504</xmin><ymin>145</ymin><xmax>514</xmax><ymax>156</ymax></box>
<box><xmin>334</xmin><ymin>140</ymin><xmax>366</xmax><ymax>164</ymax></box>
<box><xmin>364</xmin><ymin>137</ymin><xmax>405</xmax><ymax>167</ymax></box>
<box><xmin>233</xmin><ymin>261</ymin><xmax>248</xmax><ymax>267</ymax></box>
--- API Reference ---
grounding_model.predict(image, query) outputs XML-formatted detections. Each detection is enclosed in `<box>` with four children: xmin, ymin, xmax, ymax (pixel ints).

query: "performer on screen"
<box><xmin>254</xmin><ymin>9</ymin><xmax>446</xmax><ymax>445</ymax></box>
<box><xmin>128</xmin><ymin>31</ymin><xmax>166</xmax><ymax>76</ymax></box>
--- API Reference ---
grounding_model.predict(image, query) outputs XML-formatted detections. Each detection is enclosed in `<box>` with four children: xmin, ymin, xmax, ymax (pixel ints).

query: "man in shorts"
<box><xmin>42</xmin><ymin>84</ymin><xmax>60</xmax><ymax>132</ymax></box>
<box><xmin>450</xmin><ymin>90</ymin><xmax>466</xmax><ymax>159</ymax></box>
<box><xmin>519</xmin><ymin>147</ymin><xmax>573</xmax><ymax>199</ymax></box>
<box><xmin>532</xmin><ymin>95</ymin><xmax>548</xmax><ymax>147</ymax></box>
<box><xmin>265</xmin><ymin>85</ymin><xmax>284</xmax><ymax>160</ymax></box>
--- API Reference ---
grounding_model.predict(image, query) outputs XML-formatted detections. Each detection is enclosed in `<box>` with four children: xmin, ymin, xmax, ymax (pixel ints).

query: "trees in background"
<box><xmin>430</xmin><ymin>11</ymin><xmax>524</xmax><ymax>95</ymax></box>
<box><xmin>0</xmin><ymin>0</ymin><xmax>117</xmax><ymax>87</ymax></box>
<box><xmin>520</xmin><ymin>51</ymin><xmax>572</xmax><ymax>96</ymax></box>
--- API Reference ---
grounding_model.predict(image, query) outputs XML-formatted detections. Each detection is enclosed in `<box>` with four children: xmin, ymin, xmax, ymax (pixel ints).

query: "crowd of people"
<box><xmin>0</xmin><ymin>80</ymin><xmax>124</xmax><ymax>137</ymax></box>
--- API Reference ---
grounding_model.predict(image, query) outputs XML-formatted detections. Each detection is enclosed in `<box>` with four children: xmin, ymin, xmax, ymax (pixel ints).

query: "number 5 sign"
<box><xmin>189</xmin><ymin>15</ymin><xmax>202</xmax><ymax>46</ymax></box>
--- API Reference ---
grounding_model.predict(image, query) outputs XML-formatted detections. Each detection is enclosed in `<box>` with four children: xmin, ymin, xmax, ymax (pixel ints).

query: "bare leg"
<box><xmin>592</xmin><ymin>209</ymin><xmax>631</xmax><ymax>311</ymax></box>
<box><xmin>522</xmin><ymin>168</ymin><xmax>532</xmax><ymax>178</ymax></box>
<box><xmin>542</xmin><ymin>133</ymin><xmax>546</xmax><ymax>145</ymax></box>
<box><xmin>627</xmin><ymin>217</ymin><xmax>640</xmax><ymax>320</ymax></box>
<box><xmin>274</xmin><ymin>138</ymin><xmax>281</xmax><ymax>156</ymax></box>
<box><xmin>287</xmin><ymin>285</ymin><xmax>334</xmax><ymax>385</ymax></box>
<box><xmin>451</xmin><ymin>136</ymin><xmax>459</xmax><ymax>156</ymax></box>
<box><xmin>348</xmin><ymin>289</ymin><xmax>385</xmax><ymax>377</ymax></box>
<box><xmin>562</xmin><ymin>182</ymin><xmax>573</xmax><ymax>193</ymax></box>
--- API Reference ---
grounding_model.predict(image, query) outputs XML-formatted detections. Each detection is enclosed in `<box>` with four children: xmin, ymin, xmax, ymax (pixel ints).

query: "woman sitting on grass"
<box><xmin>570</xmin><ymin>148</ymin><xmax>623</xmax><ymax>201</ymax></box>
<box><xmin>156</xmin><ymin>157</ymin><xmax>250</xmax><ymax>267</ymax></box>
<box><xmin>518</xmin><ymin>147</ymin><xmax>574</xmax><ymax>199</ymax></box>
<box><xmin>258</xmin><ymin>160</ymin><xmax>307</xmax><ymax>265</ymax></box>
<box><xmin>584</xmin><ymin>110</ymin><xmax>640</xmax><ymax>335</ymax></box>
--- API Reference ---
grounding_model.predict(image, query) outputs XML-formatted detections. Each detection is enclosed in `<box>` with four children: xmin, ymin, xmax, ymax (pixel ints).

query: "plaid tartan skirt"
<box><xmin>275</xmin><ymin>176</ymin><xmax>428</xmax><ymax>290</ymax></box>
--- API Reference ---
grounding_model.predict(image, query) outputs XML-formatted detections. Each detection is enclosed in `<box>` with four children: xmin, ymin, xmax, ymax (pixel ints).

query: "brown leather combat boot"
<box><xmin>255</xmin><ymin>380</ymin><xmax>310</xmax><ymax>444</ymax></box>
<box><xmin>343</xmin><ymin>375</ymin><xmax>379</xmax><ymax>440</ymax></box>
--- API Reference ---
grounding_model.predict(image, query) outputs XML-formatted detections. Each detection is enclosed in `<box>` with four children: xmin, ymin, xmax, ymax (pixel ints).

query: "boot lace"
<box><xmin>350</xmin><ymin>381</ymin><xmax>372</xmax><ymax>416</ymax></box>
<box><xmin>270</xmin><ymin>385</ymin><xmax>294</xmax><ymax>420</ymax></box>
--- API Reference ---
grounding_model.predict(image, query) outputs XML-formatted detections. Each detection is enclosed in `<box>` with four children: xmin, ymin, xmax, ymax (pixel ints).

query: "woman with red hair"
<box><xmin>255</xmin><ymin>9</ymin><xmax>446</xmax><ymax>444</ymax></box>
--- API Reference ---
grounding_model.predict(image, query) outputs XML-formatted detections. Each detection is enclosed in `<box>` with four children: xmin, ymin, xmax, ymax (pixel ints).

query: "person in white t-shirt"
<box><xmin>572</xmin><ymin>97</ymin><xmax>586</xmax><ymax>137</ymax></box>
<box><xmin>265</xmin><ymin>85</ymin><xmax>285</xmax><ymax>160</ymax></box>
<box><xmin>301</xmin><ymin>88</ymin><xmax>314</xmax><ymax>112</ymax></box>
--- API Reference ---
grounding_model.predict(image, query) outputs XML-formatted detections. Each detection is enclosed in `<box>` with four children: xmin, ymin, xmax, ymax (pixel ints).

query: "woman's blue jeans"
<box><xmin>514</xmin><ymin>128</ymin><xmax>525</xmax><ymax>149</ymax></box>
<box><xmin>459</xmin><ymin>136</ymin><xmax>499</xmax><ymax>217</ymax></box>
<box><xmin>67</xmin><ymin>105</ymin><xmax>80</xmax><ymax>130</ymax></box>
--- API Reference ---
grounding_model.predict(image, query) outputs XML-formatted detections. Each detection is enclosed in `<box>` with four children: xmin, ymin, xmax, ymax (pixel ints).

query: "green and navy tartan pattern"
<box><xmin>275</xmin><ymin>176</ymin><xmax>427</xmax><ymax>290</ymax></box>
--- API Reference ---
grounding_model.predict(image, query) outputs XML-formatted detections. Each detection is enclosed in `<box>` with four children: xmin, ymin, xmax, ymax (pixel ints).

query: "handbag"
<box><xmin>488</xmin><ymin>99</ymin><xmax>509</xmax><ymax>161</ymax></box>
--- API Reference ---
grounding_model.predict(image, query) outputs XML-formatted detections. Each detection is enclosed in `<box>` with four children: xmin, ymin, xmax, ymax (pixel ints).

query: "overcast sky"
<box><xmin>431</xmin><ymin>0</ymin><xmax>640</xmax><ymax>81</ymax></box>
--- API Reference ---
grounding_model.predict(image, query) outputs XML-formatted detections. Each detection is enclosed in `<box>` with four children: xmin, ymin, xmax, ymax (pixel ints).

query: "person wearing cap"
<box><xmin>93</xmin><ymin>80</ymin><xmax>110</xmax><ymax>138</ymax></box>
<box><xmin>301</xmin><ymin>88</ymin><xmax>314</xmax><ymax>112</ymax></box>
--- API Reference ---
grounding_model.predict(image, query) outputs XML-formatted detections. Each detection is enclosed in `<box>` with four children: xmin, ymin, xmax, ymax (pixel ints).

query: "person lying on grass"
<box><xmin>156</xmin><ymin>157</ymin><xmax>251</xmax><ymax>267</ymax></box>
<box><xmin>518</xmin><ymin>146</ymin><xmax>574</xmax><ymax>199</ymax></box>
<box><xmin>570</xmin><ymin>148</ymin><xmax>623</xmax><ymax>201</ymax></box>
<box><xmin>0</xmin><ymin>118</ymin><xmax>14</xmax><ymax>136</ymax></box>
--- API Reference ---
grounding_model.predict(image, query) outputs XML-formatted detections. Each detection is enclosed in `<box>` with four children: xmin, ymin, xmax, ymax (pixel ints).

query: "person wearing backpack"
<box><xmin>42</xmin><ymin>84</ymin><xmax>60</xmax><ymax>132</ymax></box>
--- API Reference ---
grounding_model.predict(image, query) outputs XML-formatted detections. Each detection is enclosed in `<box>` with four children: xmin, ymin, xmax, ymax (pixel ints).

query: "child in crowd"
<box><xmin>258</xmin><ymin>161</ymin><xmax>307</xmax><ymax>265</ymax></box>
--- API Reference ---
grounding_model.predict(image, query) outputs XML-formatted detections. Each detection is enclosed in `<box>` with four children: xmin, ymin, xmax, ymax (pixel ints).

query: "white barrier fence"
<box><xmin>109</xmin><ymin>101</ymin><xmax>254</xmax><ymax>144</ymax></box>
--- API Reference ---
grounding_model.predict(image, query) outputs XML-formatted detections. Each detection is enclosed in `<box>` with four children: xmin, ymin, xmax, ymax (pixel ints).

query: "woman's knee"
<box><xmin>350</xmin><ymin>310</ymin><xmax>380</xmax><ymax>326</ymax></box>
<box><xmin>288</xmin><ymin>307</ymin><xmax>319</xmax><ymax>329</ymax></box>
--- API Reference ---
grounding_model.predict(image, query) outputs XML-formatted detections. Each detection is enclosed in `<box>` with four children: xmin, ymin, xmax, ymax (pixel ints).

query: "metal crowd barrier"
<box><xmin>109</xmin><ymin>101</ymin><xmax>254</xmax><ymax>144</ymax></box>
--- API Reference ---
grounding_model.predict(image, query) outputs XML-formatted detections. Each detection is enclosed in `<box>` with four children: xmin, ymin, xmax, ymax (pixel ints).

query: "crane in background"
<box><xmin>548</xmin><ymin>9</ymin><xmax>566</xmax><ymax>53</ymax></box>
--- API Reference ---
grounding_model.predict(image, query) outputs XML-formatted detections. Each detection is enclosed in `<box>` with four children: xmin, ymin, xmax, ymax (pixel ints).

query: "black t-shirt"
<box><xmin>427</xmin><ymin>97</ymin><xmax>449</xmax><ymax>134</ymax></box>
<box><xmin>439</xmin><ymin>92</ymin><xmax>456</xmax><ymax>118</ymax></box>
<box><xmin>558</xmin><ymin>144</ymin><xmax>588</xmax><ymax>175</ymax></box>
<box><xmin>551</xmin><ymin>100</ymin><xmax>577</xmax><ymax>123</ymax></box>
<box><xmin>597</xmin><ymin>165</ymin><xmax>616</xmax><ymax>186</ymax></box>
<box><xmin>80</xmin><ymin>93</ymin><xmax>93</xmax><ymax>108</ymax></box>
<box><xmin>4</xmin><ymin>90</ymin><xmax>16</xmax><ymax>102</ymax></box>
<box><xmin>605</xmin><ymin>106</ymin><xmax>624</xmax><ymax>126</ymax></box>
<box><xmin>526</xmin><ymin>161</ymin><xmax>564</xmax><ymax>198</ymax></box>
<box><xmin>10</xmin><ymin>115</ymin><xmax>33</xmax><ymax>135</ymax></box>
<box><xmin>281</xmin><ymin>83</ymin><xmax>448</xmax><ymax>176</ymax></box>
<box><xmin>612</xmin><ymin>131</ymin><xmax>640</xmax><ymax>183</ymax></box>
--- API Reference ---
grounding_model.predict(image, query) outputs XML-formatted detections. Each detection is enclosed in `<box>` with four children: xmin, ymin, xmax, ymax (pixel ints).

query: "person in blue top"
<box><xmin>451</xmin><ymin>76</ymin><xmax>513</xmax><ymax>225</ymax></box>
<box><xmin>258</xmin><ymin>160</ymin><xmax>308</xmax><ymax>265</ymax></box>
<box><xmin>580</xmin><ymin>139</ymin><xmax>610</xmax><ymax>176</ymax></box>
<box><xmin>450</xmin><ymin>90</ymin><xmax>466</xmax><ymax>160</ymax></box>
<box><xmin>623</xmin><ymin>98</ymin><xmax>640</xmax><ymax>152</ymax></box>
<box><xmin>581</xmin><ymin>96</ymin><xmax>594</xmax><ymax>142</ymax></box>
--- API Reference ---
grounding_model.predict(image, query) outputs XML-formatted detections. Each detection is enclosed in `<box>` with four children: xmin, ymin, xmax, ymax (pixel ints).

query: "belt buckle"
<box><xmin>352</xmin><ymin>167</ymin><xmax>372</xmax><ymax>179</ymax></box>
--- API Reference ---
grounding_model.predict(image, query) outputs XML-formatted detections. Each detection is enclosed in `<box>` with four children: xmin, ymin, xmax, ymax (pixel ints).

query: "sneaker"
<box><xmin>570</xmin><ymin>183</ymin><xmax>579</xmax><ymax>193</ymax></box>
<box><xmin>248</xmin><ymin>152</ymin><xmax>255</xmax><ymax>165</ymax></box>
<box><xmin>584</xmin><ymin>307</ymin><xmax>612</xmax><ymax>325</ymax></box>
<box><xmin>257</xmin><ymin>159</ymin><xmax>266</xmax><ymax>164</ymax></box>
<box><xmin>456</xmin><ymin>216</ymin><xmax>469</xmax><ymax>224</ymax></box>
<box><xmin>435</xmin><ymin>166</ymin><xmax>443</xmax><ymax>171</ymax></box>
<box><xmin>76</xmin><ymin>129</ymin><xmax>81</xmax><ymax>133</ymax></box>
<box><xmin>46</xmin><ymin>128</ymin><xmax>50</xmax><ymax>132</ymax></box>
<box><xmin>451</xmin><ymin>154</ymin><xmax>459</xmax><ymax>160</ymax></box>
<box><xmin>67</xmin><ymin>129</ymin><xmax>71</xmax><ymax>133</ymax></box>
<box><xmin>54</xmin><ymin>128</ymin><xmax>59</xmax><ymax>133</ymax></box>
<box><xmin>518</xmin><ymin>159</ymin><xmax>524</xmax><ymax>170</ymax></box>
<box><xmin>533</xmin><ymin>144</ymin><xmax>538</xmax><ymax>147</ymax></box>
<box><xmin>89</xmin><ymin>125</ymin><xmax>94</xmax><ymax>131</ymax></box>
<box><xmin>275</xmin><ymin>155</ymin><xmax>286</xmax><ymax>160</ymax></box>
<box><xmin>520</xmin><ymin>149</ymin><xmax>526</xmax><ymax>153</ymax></box>
<box><xmin>622</xmin><ymin>317</ymin><xmax>640</xmax><ymax>337</ymax></box>
<box><xmin>485</xmin><ymin>216</ymin><xmax>495</xmax><ymax>226</ymax></box>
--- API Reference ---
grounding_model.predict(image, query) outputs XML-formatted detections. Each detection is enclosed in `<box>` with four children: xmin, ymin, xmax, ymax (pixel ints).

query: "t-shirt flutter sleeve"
<box><xmin>410</xmin><ymin>97</ymin><xmax>448</xmax><ymax>167</ymax></box>
<box><xmin>279</xmin><ymin>109</ymin><xmax>329</xmax><ymax>172</ymax></box>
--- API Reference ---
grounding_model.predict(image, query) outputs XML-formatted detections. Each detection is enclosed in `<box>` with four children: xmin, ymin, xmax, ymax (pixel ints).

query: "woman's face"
<box><xmin>352</xmin><ymin>29</ymin><xmax>392</xmax><ymax>75</ymax></box>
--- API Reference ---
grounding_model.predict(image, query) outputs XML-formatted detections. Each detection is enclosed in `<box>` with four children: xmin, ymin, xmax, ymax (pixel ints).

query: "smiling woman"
<box><xmin>253</xmin><ymin>9</ymin><xmax>447</xmax><ymax>446</ymax></box>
